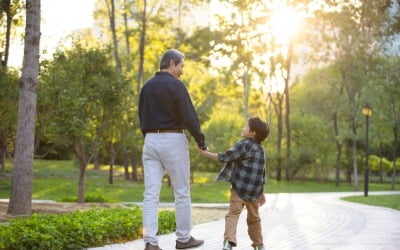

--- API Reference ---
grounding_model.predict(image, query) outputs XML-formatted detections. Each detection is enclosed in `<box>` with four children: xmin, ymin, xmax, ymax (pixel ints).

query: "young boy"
<box><xmin>198</xmin><ymin>116</ymin><xmax>269</xmax><ymax>250</ymax></box>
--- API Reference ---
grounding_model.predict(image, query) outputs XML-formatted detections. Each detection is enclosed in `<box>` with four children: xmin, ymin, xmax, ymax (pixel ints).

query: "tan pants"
<box><xmin>224</xmin><ymin>189</ymin><xmax>263</xmax><ymax>247</ymax></box>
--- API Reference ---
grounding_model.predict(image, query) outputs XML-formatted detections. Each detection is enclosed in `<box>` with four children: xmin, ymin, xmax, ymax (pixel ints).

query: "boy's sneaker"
<box><xmin>222</xmin><ymin>240</ymin><xmax>233</xmax><ymax>250</ymax></box>
<box><xmin>253</xmin><ymin>246</ymin><xmax>265</xmax><ymax>250</ymax></box>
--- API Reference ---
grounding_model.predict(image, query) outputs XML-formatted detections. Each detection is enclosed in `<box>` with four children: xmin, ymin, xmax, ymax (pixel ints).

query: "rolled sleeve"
<box><xmin>217</xmin><ymin>140</ymin><xmax>246</xmax><ymax>163</ymax></box>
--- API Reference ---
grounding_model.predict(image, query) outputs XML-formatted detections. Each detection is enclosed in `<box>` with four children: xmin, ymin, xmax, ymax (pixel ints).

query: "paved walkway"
<box><xmin>90</xmin><ymin>191</ymin><xmax>400</xmax><ymax>250</ymax></box>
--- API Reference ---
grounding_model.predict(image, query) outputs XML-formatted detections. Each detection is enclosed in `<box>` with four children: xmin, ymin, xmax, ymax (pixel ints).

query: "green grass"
<box><xmin>342</xmin><ymin>195</ymin><xmax>400</xmax><ymax>211</ymax></box>
<box><xmin>0</xmin><ymin>159</ymin><xmax>398</xmax><ymax>203</ymax></box>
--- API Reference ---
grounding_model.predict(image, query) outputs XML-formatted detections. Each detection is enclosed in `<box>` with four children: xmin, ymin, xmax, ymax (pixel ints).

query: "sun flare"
<box><xmin>270</xmin><ymin>6</ymin><xmax>302</xmax><ymax>45</ymax></box>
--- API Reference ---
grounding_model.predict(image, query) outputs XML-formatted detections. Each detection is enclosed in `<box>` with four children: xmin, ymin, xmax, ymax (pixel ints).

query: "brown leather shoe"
<box><xmin>144</xmin><ymin>242</ymin><xmax>162</xmax><ymax>250</ymax></box>
<box><xmin>176</xmin><ymin>236</ymin><xmax>204</xmax><ymax>249</ymax></box>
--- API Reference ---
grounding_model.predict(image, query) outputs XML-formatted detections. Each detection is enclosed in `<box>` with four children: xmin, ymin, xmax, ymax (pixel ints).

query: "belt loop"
<box><xmin>157</xmin><ymin>129</ymin><xmax>160</xmax><ymax>134</ymax></box>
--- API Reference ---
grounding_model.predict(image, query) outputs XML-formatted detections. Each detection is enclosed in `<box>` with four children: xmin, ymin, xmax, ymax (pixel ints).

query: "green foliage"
<box><xmin>369</xmin><ymin>155</ymin><xmax>392</xmax><ymax>174</ymax></box>
<box><xmin>288</xmin><ymin>113</ymin><xmax>334</xmax><ymax>180</ymax></box>
<box><xmin>0</xmin><ymin>67</ymin><xmax>19</xmax><ymax>153</ymax></box>
<box><xmin>38</xmin><ymin>44</ymin><xmax>129</xmax><ymax>149</ymax></box>
<box><xmin>59</xmin><ymin>193</ymin><xmax>110</xmax><ymax>203</ymax></box>
<box><xmin>193</xmin><ymin>104</ymin><xmax>244</xmax><ymax>172</ymax></box>
<box><xmin>182</xmin><ymin>60</ymin><xmax>218</xmax><ymax>124</ymax></box>
<box><xmin>342</xmin><ymin>195</ymin><xmax>400</xmax><ymax>211</ymax></box>
<box><xmin>0</xmin><ymin>206</ymin><xmax>176</xmax><ymax>250</ymax></box>
<box><xmin>157</xmin><ymin>210</ymin><xmax>176</xmax><ymax>234</ymax></box>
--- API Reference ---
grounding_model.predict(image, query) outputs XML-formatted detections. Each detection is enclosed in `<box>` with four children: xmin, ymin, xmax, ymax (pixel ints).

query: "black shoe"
<box><xmin>176</xmin><ymin>236</ymin><xmax>204</xmax><ymax>249</ymax></box>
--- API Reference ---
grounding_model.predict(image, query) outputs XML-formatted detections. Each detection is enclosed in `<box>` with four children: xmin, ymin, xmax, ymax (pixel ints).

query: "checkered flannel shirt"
<box><xmin>216</xmin><ymin>138</ymin><xmax>266</xmax><ymax>201</ymax></box>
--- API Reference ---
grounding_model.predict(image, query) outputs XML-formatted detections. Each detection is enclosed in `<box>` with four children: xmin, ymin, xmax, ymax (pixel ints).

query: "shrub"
<box><xmin>369</xmin><ymin>155</ymin><xmax>392</xmax><ymax>173</ymax></box>
<box><xmin>369</xmin><ymin>155</ymin><xmax>400</xmax><ymax>175</ymax></box>
<box><xmin>59</xmin><ymin>193</ymin><xmax>110</xmax><ymax>203</ymax></box>
<box><xmin>0</xmin><ymin>206</ymin><xmax>176</xmax><ymax>250</ymax></box>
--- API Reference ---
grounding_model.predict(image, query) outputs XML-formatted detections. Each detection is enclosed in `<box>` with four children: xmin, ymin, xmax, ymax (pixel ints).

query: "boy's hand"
<box><xmin>197</xmin><ymin>148</ymin><xmax>218</xmax><ymax>161</ymax></box>
<box><xmin>197</xmin><ymin>147</ymin><xmax>207</xmax><ymax>155</ymax></box>
<box><xmin>258</xmin><ymin>194</ymin><xmax>266</xmax><ymax>206</ymax></box>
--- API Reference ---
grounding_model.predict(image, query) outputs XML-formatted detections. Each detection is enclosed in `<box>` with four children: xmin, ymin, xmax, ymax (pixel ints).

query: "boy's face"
<box><xmin>241</xmin><ymin>123</ymin><xmax>256</xmax><ymax>139</ymax></box>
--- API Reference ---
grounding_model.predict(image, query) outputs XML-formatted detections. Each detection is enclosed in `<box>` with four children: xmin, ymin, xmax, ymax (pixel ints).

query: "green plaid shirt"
<box><xmin>216</xmin><ymin>138</ymin><xmax>266</xmax><ymax>201</ymax></box>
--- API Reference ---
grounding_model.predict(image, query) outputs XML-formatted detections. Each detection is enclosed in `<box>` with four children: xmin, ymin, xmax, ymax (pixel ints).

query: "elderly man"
<box><xmin>139</xmin><ymin>49</ymin><xmax>206</xmax><ymax>250</ymax></box>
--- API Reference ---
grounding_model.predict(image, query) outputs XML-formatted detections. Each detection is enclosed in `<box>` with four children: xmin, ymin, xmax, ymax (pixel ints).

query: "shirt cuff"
<box><xmin>217</xmin><ymin>153</ymin><xmax>225</xmax><ymax>162</ymax></box>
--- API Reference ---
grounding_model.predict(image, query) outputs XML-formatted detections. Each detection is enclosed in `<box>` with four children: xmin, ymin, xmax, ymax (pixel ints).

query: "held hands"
<box><xmin>258</xmin><ymin>193</ymin><xmax>266</xmax><ymax>206</ymax></box>
<box><xmin>197</xmin><ymin>147</ymin><xmax>218</xmax><ymax>161</ymax></box>
<box><xmin>197</xmin><ymin>147</ymin><xmax>208</xmax><ymax>156</ymax></box>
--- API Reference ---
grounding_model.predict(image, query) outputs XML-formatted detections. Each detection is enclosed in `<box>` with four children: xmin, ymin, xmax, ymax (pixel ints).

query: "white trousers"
<box><xmin>142</xmin><ymin>133</ymin><xmax>192</xmax><ymax>246</ymax></box>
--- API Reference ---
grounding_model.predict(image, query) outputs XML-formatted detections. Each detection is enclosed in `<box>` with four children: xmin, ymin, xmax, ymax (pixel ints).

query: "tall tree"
<box><xmin>308</xmin><ymin>0</ymin><xmax>391</xmax><ymax>188</ymax></box>
<box><xmin>283</xmin><ymin>42</ymin><xmax>293</xmax><ymax>181</ymax></box>
<box><xmin>7</xmin><ymin>0</ymin><xmax>40</xmax><ymax>216</ymax></box>
<box><xmin>370</xmin><ymin>56</ymin><xmax>400</xmax><ymax>190</ymax></box>
<box><xmin>39</xmin><ymin>46</ymin><xmax>127</xmax><ymax>202</ymax></box>
<box><xmin>270</xmin><ymin>91</ymin><xmax>285</xmax><ymax>180</ymax></box>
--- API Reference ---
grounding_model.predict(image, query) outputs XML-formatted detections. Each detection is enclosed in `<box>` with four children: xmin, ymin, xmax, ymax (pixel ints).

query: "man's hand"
<box><xmin>198</xmin><ymin>142</ymin><xmax>208</xmax><ymax>150</ymax></box>
<box><xmin>258</xmin><ymin>194</ymin><xmax>266</xmax><ymax>206</ymax></box>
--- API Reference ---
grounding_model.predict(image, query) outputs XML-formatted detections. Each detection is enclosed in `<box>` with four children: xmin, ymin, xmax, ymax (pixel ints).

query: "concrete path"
<box><xmin>90</xmin><ymin>191</ymin><xmax>400</xmax><ymax>250</ymax></box>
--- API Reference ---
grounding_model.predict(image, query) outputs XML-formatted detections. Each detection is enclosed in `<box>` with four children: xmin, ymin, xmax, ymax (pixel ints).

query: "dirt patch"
<box><xmin>0</xmin><ymin>201</ymin><xmax>227</xmax><ymax>225</ymax></box>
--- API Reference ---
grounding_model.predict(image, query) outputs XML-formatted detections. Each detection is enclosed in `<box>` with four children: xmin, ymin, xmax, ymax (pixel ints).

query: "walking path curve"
<box><xmin>91</xmin><ymin>191</ymin><xmax>400</xmax><ymax>250</ymax></box>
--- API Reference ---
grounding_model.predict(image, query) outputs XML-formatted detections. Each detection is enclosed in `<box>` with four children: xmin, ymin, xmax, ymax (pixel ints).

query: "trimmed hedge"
<box><xmin>0</xmin><ymin>206</ymin><xmax>176</xmax><ymax>250</ymax></box>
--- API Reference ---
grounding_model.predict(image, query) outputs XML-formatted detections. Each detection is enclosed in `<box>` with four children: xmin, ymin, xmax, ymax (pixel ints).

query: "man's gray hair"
<box><xmin>159</xmin><ymin>49</ymin><xmax>185</xmax><ymax>70</ymax></box>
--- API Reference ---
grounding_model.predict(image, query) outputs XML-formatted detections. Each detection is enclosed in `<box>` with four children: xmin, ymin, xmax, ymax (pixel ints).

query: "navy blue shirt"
<box><xmin>139</xmin><ymin>71</ymin><xmax>206</xmax><ymax>148</ymax></box>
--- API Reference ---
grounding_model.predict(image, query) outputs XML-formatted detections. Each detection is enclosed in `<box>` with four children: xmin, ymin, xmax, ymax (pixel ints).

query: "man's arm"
<box><xmin>175</xmin><ymin>82</ymin><xmax>206</xmax><ymax>149</ymax></box>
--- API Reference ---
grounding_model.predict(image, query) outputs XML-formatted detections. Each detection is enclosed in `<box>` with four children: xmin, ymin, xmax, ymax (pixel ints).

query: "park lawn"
<box><xmin>0</xmin><ymin>159</ymin><xmax>398</xmax><ymax>203</ymax></box>
<box><xmin>342</xmin><ymin>195</ymin><xmax>400</xmax><ymax>211</ymax></box>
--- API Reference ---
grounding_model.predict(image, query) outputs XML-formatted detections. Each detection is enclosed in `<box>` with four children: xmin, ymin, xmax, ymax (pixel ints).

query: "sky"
<box><xmin>9</xmin><ymin>0</ymin><xmax>95</xmax><ymax>67</ymax></box>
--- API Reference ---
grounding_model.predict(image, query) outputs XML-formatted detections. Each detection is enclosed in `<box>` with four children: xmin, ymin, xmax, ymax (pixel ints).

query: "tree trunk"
<box><xmin>137</xmin><ymin>0</ymin><xmax>147</xmax><ymax>94</ymax></box>
<box><xmin>73</xmin><ymin>141</ymin><xmax>88</xmax><ymax>203</ymax></box>
<box><xmin>7</xmin><ymin>0</ymin><xmax>40</xmax><ymax>216</ymax></box>
<box><xmin>346</xmin><ymin>167</ymin><xmax>352</xmax><ymax>184</ymax></box>
<box><xmin>352</xmin><ymin>122</ymin><xmax>359</xmax><ymax>190</ymax></box>
<box><xmin>123</xmin><ymin>0</ymin><xmax>131</xmax><ymax>70</ymax></box>
<box><xmin>379</xmin><ymin>143</ymin><xmax>383</xmax><ymax>183</ymax></box>
<box><xmin>1</xmin><ymin>0</ymin><xmax>12</xmax><ymax>67</ymax></box>
<box><xmin>109</xmin><ymin>142</ymin><xmax>115</xmax><ymax>184</ymax></box>
<box><xmin>284</xmin><ymin>42</ymin><xmax>293</xmax><ymax>182</ymax></box>
<box><xmin>335</xmin><ymin>145</ymin><xmax>342</xmax><ymax>186</ymax></box>
<box><xmin>105</xmin><ymin>0</ymin><xmax>122</xmax><ymax>73</ymax></box>
<box><xmin>131</xmin><ymin>149</ymin><xmax>140</xmax><ymax>181</ymax></box>
<box><xmin>277</xmin><ymin>112</ymin><xmax>283</xmax><ymax>181</ymax></box>
<box><xmin>122</xmin><ymin>148</ymin><xmax>130</xmax><ymax>180</ymax></box>
<box><xmin>93</xmin><ymin>146</ymin><xmax>100</xmax><ymax>170</ymax></box>
<box><xmin>352</xmin><ymin>139</ymin><xmax>358</xmax><ymax>190</ymax></box>
<box><xmin>269</xmin><ymin>93</ymin><xmax>284</xmax><ymax>181</ymax></box>
<box><xmin>391</xmin><ymin>125</ymin><xmax>398</xmax><ymax>190</ymax></box>
<box><xmin>0</xmin><ymin>131</ymin><xmax>7</xmax><ymax>175</ymax></box>
<box><xmin>333</xmin><ymin>112</ymin><xmax>342</xmax><ymax>186</ymax></box>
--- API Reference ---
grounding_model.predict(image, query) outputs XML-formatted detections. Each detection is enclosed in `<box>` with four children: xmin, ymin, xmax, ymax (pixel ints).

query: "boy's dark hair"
<box><xmin>248</xmin><ymin>116</ymin><xmax>269</xmax><ymax>144</ymax></box>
